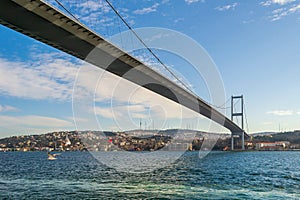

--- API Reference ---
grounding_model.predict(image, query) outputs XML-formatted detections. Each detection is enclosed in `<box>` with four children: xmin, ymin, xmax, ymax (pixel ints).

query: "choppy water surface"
<box><xmin>0</xmin><ymin>151</ymin><xmax>300</xmax><ymax>199</ymax></box>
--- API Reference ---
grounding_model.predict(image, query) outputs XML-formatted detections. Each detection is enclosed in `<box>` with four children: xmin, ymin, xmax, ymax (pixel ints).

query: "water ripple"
<box><xmin>0</xmin><ymin>151</ymin><xmax>300</xmax><ymax>199</ymax></box>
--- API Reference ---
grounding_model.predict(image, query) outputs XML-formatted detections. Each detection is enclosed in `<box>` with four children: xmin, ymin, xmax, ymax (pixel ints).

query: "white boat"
<box><xmin>47</xmin><ymin>152</ymin><xmax>58</xmax><ymax>160</ymax></box>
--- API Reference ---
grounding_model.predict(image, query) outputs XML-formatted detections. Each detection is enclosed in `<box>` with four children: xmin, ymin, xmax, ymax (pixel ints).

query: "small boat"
<box><xmin>47</xmin><ymin>152</ymin><xmax>59</xmax><ymax>160</ymax></box>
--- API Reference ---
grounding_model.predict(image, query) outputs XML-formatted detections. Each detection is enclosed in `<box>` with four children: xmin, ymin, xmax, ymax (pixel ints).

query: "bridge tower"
<box><xmin>231</xmin><ymin>95</ymin><xmax>245</xmax><ymax>150</ymax></box>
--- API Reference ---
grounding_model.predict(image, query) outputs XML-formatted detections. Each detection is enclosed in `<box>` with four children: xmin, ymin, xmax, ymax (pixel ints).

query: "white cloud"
<box><xmin>174</xmin><ymin>18</ymin><xmax>184</xmax><ymax>23</ymax></box>
<box><xmin>47</xmin><ymin>0</ymin><xmax>134</xmax><ymax>35</ymax></box>
<box><xmin>0</xmin><ymin>48</ymin><xmax>202</xmax><ymax>132</ymax></box>
<box><xmin>133</xmin><ymin>3</ymin><xmax>160</xmax><ymax>15</ymax></box>
<box><xmin>260</xmin><ymin>0</ymin><xmax>296</xmax><ymax>6</ymax></box>
<box><xmin>94</xmin><ymin>106</ymin><xmax>122</xmax><ymax>119</ymax></box>
<box><xmin>215</xmin><ymin>3</ymin><xmax>238</xmax><ymax>11</ymax></box>
<box><xmin>0</xmin><ymin>105</ymin><xmax>19</xmax><ymax>113</ymax></box>
<box><xmin>0</xmin><ymin>115</ymin><xmax>73</xmax><ymax>127</ymax></box>
<box><xmin>260</xmin><ymin>1</ymin><xmax>272</xmax><ymax>6</ymax></box>
<box><xmin>262</xmin><ymin>121</ymin><xmax>273</xmax><ymax>125</ymax></box>
<box><xmin>259</xmin><ymin>0</ymin><xmax>300</xmax><ymax>21</ymax></box>
<box><xmin>242</xmin><ymin>19</ymin><xmax>255</xmax><ymax>24</ymax></box>
<box><xmin>290</xmin><ymin>3</ymin><xmax>300</xmax><ymax>11</ymax></box>
<box><xmin>66</xmin><ymin>116</ymin><xmax>87</xmax><ymax>123</ymax></box>
<box><xmin>94</xmin><ymin>104</ymin><xmax>148</xmax><ymax>119</ymax></box>
<box><xmin>77</xmin><ymin>0</ymin><xmax>110</xmax><ymax>13</ymax></box>
<box><xmin>274</xmin><ymin>0</ymin><xmax>296</xmax><ymax>5</ymax></box>
<box><xmin>270</xmin><ymin>3</ymin><xmax>300</xmax><ymax>21</ymax></box>
<box><xmin>267</xmin><ymin>110</ymin><xmax>294</xmax><ymax>116</ymax></box>
<box><xmin>0</xmin><ymin>54</ymin><xmax>80</xmax><ymax>101</ymax></box>
<box><xmin>185</xmin><ymin>0</ymin><xmax>204</xmax><ymax>5</ymax></box>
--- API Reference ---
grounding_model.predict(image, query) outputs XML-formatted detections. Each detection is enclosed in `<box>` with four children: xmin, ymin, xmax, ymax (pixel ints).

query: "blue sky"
<box><xmin>0</xmin><ymin>0</ymin><xmax>300</xmax><ymax>138</ymax></box>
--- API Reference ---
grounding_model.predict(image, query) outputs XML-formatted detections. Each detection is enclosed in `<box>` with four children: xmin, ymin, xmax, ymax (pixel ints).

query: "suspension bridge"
<box><xmin>0</xmin><ymin>0</ymin><xmax>249</xmax><ymax>150</ymax></box>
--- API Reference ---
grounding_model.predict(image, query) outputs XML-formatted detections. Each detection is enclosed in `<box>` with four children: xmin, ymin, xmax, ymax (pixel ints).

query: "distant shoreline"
<box><xmin>1</xmin><ymin>130</ymin><xmax>300</xmax><ymax>152</ymax></box>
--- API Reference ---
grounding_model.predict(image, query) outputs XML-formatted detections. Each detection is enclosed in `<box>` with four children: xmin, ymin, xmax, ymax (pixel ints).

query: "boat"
<box><xmin>47</xmin><ymin>152</ymin><xmax>59</xmax><ymax>160</ymax></box>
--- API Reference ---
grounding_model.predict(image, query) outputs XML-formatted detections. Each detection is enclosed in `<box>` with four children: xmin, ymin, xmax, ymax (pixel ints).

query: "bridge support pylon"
<box><xmin>231</xmin><ymin>95</ymin><xmax>245</xmax><ymax>151</ymax></box>
<box><xmin>231</xmin><ymin>133</ymin><xmax>234</xmax><ymax>151</ymax></box>
<box><xmin>242</xmin><ymin>131</ymin><xmax>245</xmax><ymax>150</ymax></box>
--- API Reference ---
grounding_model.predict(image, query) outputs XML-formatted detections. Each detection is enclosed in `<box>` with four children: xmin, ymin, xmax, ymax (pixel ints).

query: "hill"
<box><xmin>253</xmin><ymin>130</ymin><xmax>300</xmax><ymax>144</ymax></box>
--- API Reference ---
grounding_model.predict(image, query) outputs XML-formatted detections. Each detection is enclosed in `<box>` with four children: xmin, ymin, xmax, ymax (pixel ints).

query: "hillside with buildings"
<box><xmin>0</xmin><ymin>130</ymin><xmax>299</xmax><ymax>152</ymax></box>
<box><xmin>0</xmin><ymin>130</ymin><xmax>221</xmax><ymax>152</ymax></box>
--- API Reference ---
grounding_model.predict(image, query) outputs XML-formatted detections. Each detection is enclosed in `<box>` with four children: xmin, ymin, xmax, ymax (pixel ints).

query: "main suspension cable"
<box><xmin>104</xmin><ymin>0</ymin><xmax>194</xmax><ymax>93</ymax></box>
<box><xmin>54</xmin><ymin>0</ymin><xmax>80</xmax><ymax>22</ymax></box>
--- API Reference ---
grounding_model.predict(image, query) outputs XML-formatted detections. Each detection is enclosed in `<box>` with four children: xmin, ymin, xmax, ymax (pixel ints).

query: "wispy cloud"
<box><xmin>259</xmin><ymin>0</ymin><xmax>300</xmax><ymax>21</ymax></box>
<box><xmin>0</xmin><ymin>54</ymin><xmax>80</xmax><ymax>101</ymax></box>
<box><xmin>66</xmin><ymin>116</ymin><xmax>87</xmax><ymax>123</ymax></box>
<box><xmin>0</xmin><ymin>105</ymin><xmax>19</xmax><ymax>113</ymax></box>
<box><xmin>77</xmin><ymin>0</ymin><xmax>110</xmax><ymax>13</ymax></box>
<box><xmin>46</xmin><ymin>0</ymin><xmax>134</xmax><ymax>36</ymax></box>
<box><xmin>270</xmin><ymin>3</ymin><xmax>300</xmax><ymax>21</ymax></box>
<box><xmin>0</xmin><ymin>115</ymin><xmax>73</xmax><ymax>127</ymax></box>
<box><xmin>215</xmin><ymin>3</ymin><xmax>238</xmax><ymax>11</ymax></box>
<box><xmin>185</xmin><ymin>0</ymin><xmax>204</xmax><ymax>5</ymax></box>
<box><xmin>242</xmin><ymin>19</ymin><xmax>255</xmax><ymax>24</ymax></box>
<box><xmin>260</xmin><ymin>0</ymin><xmax>296</xmax><ymax>6</ymax></box>
<box><xmin>94</xmin><ymin>104</ymin><xmax>148</xmax><ymax>119</ymax></box>
<box><xmin>262</xmin><ymin>121</ymin><xmax>273</xmax><ymax>125</ymax></box>
<box><xmin>267</xmin><ymin>110</ymin><xmax>294</xmax><ymax>116</ymax></box>
<box><xmin>74</xmin><ymin>0</ymin><xmax>121</xmax><ymax>31</ymax></box>
<box><xmin>133</xmin><ymin>3</ymin><xmax>160</xmax><ymax>15</ymax></box>
<box><xmin>174</xmin><ymin>18</ymin><xmax>184</xmax><ymax>23</ymax></box>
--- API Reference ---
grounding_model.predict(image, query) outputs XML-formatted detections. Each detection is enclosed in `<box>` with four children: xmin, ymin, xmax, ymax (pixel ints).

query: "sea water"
<box><xmin>0</xmin><ymin>151</ymin><xmax>299</xmax><ymax>199</ymax></box>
